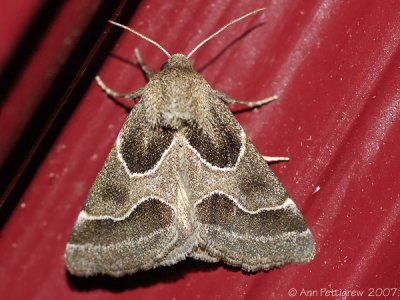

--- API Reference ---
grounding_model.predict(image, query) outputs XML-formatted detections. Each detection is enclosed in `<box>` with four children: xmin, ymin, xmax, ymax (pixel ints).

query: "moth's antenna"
<box><xmin>187</xmin><ymin>8</ymin><xmax>266</xmax><ymax>58</ymax></box>
<box><xmin>108</xmin><ymin>20</ymin><xmax>171</xmax><ymax>58</ymax></box>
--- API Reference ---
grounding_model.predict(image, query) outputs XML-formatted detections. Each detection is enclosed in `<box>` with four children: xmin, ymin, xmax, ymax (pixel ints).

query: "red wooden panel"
<box><xmin>1</xmin><ymin>0</ymin><xmax>400</xmax><ymax>299</ymax></box>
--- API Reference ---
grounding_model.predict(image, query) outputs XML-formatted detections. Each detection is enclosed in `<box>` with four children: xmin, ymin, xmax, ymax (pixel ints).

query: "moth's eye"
<box><xmin>161</xmin><ymin>62</ymin><xmax>169</xmax><ymax>71</ymax></box>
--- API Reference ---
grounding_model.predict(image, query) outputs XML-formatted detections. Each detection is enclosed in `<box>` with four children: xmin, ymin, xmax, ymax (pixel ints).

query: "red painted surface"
<box><xmin>1</xmin><ymin>0</ymin><xmax>400</xmax><ymax>299</ymax></box>
<box><xmin>0</xmin><ymin>0</ymin><xmax>42</xmax><ymax>71</ymax></box>
<box><xmin>0</xmin><ymin>1</ymin><xmax>102</xmax><ymax>167</ymax></box>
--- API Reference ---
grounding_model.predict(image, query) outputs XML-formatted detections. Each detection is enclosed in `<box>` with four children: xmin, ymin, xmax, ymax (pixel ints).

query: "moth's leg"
<box><xmin>263</xmin><ymin>156</ymin><xmax>289</xmax><ymax>163</ymax></box>
<box><xmin>213</xmin><ymin>90</ymin><xmax>278</xmax><ymax>108</ymax></box>
<box><xmin>94</xmin><ymin>48</ymin><xmax>153</xmax><ymax>100</ymax></box>
<box><xmin>134</xmin><ymin>48</ymin><xmax>156</xmax><ymax>80</ymax></box>
<box><xmin>95</xmin><ymin>76</ymin><xmax>144</xmax><ymax>100</ymax></box>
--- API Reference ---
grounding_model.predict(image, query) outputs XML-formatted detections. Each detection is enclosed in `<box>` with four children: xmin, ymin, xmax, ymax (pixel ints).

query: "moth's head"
<box><xmin>162</xmin><ymin>54</ymin><xmax>194</xmax><ymax>71</ymax></box>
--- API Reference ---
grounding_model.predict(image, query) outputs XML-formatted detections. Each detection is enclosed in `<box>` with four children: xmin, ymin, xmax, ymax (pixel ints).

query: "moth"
<box><xmin>65</xmin><ymin>8</ymin><xmax>315</xmax><ymax>277</ymax></box>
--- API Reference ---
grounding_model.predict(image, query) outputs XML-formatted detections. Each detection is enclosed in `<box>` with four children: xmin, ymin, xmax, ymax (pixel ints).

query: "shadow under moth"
<box><xmin>65</xmin><ymin>8</ymin><xmax>315</xmax><ymax>277</ymax></box>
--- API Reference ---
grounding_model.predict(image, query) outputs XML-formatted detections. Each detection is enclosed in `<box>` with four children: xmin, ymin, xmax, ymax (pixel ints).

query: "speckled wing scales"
<box><xmin>191</xmin><ymin>139</ymin><xmax>316</xmax><ymax>271</ymax></box>
<box><xmin>181</xmin><ymin>98</ymin><xmax>315</xmax><ymax>271</ymax></box>
<box><xmin>65</xmin><ymin>101</ymin><xmax>181</xmax><ymax>276</ymax></box>
<box><xmin>65</xmin><ymin>93</ymin><xmax>315</xmax><ymax>276</ymax></box>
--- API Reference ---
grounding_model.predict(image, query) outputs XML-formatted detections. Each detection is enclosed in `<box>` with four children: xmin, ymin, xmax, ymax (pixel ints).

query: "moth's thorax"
<box><xmin>142</xmin><ymin>54</ymin><xmax>212</xmax><ymax>130</ymax></box>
